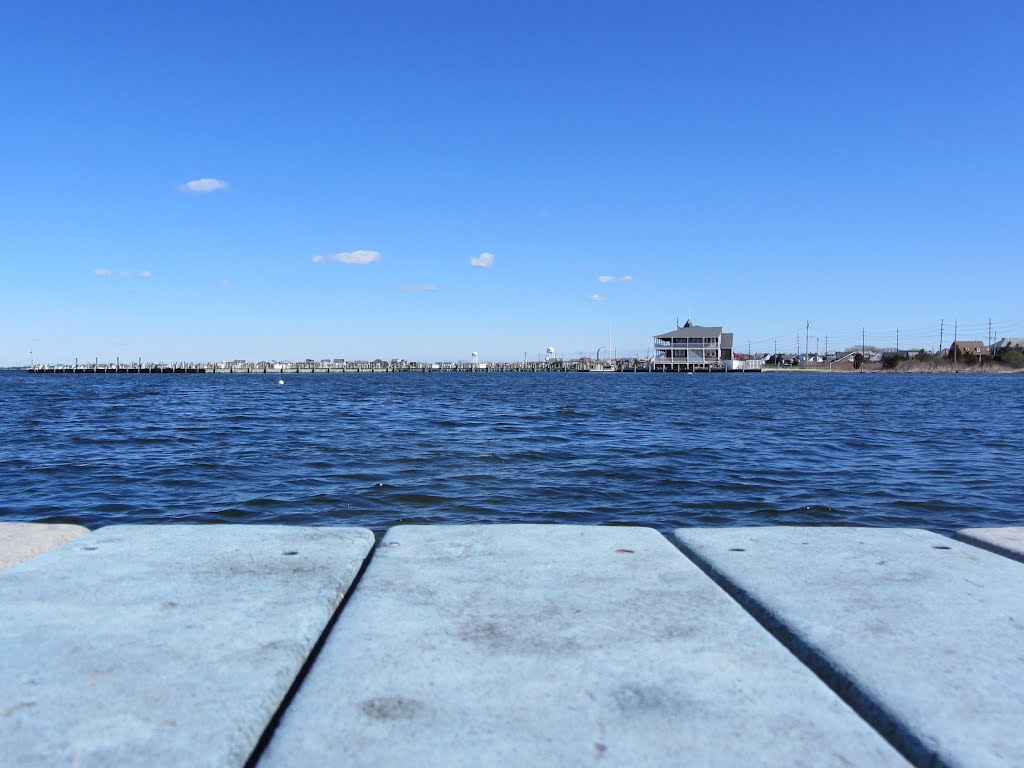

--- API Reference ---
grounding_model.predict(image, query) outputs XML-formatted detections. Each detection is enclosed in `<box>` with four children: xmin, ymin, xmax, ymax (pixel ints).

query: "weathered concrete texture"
<box><xmin>955</xmin><ymin>526</ymin><xmax>1024</xmax><ymax>564</ymax></box>
<box><xmin>0</xmin><ymin>522</ymin><xmax>90</xmax><ymax>571</ymax></box>
<box><xmin>674</xmin><ymin>526</ymin><xmax>1024</xmax><ymax>767</ymax></box>
<box><xmin>0</xmin><ymin>524</ymin><xmax>373</xmax><ymax>767</ymax></box>
<box><xmin>261</xmin><ymin>525</ymin><xmax>904</xmax><ymax>767</ymax></box>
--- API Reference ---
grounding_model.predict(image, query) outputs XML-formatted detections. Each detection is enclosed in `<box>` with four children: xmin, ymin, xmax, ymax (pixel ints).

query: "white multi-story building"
<box><xmin>652</xmin><ymin>320</ymin><xmax>761</xmax><ymax>372</ymax></box>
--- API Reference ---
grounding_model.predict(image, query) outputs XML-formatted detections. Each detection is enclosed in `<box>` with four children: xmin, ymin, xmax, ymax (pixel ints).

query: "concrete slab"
<box><xmin>0</xmin><ymin>524</ymin><xmax>374</xmax><ymax>767</ymax></box>
<box><xmin>261</xmin><ymin>525</ymin><xmax>904</xmax><ymax>767</ymax></box>
<box><xmin>955</xmin><ymin>526</ymin><xmax>1024</xmax><ymax>564</ymax></box>
<box><xmin>0</xmin><ymin>522</ymin><xmax>90</xmax><ymax>571</ymax></box>
<box><xmin>673</xmin><ymin>526</ymin><xmax>1024</xmax><ymax>767</ymax></box>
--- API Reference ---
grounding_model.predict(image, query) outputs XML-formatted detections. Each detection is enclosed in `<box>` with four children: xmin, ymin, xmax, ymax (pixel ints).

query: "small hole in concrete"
<box><xmin>614</xmin><ymin>549</ymin><xmax>634</xmax><ymax>554</ymax></box>
<box><xmin>83</xmin><ymin>546</ymin><xmax>98</xmax><ymax>551</ymax></box>
<box><xmin>729</xmin><ymin>548</ymin><xmax>746</xmax><ymax>552</ymax></box>
<box><xmin>933</xmin><ymin>545</ymin><xmax>951</xmax><ymax>550</ymax></box>
<box><xmin>282</xmin><ymin>550</ymin><xmax>298</xmax><ymax>556</ymax></box>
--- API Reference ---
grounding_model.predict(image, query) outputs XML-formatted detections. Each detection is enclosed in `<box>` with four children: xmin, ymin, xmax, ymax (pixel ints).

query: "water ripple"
<box><xmin>0</xmin><ymin>371</ymin><xmax>1022</xmax><ymax>534</ymax></box>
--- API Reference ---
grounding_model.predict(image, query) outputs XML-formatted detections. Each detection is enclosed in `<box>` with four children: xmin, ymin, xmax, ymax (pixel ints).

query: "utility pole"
<box><xmin>805</xmin><ymin>321</ymin><xmax>810</xmax><ymax>362</ymax></box>
<box><xmin>825</xmin><ymin>335</ymin><xmax>828</xmax><ymax>357</ymax></box>
<box><xmin>939</xmin><ymin>319</ymin><xmax>944</xmax><ymax>354</ymax></box>
<box><xmin>954</xmin><ymin>319</ymin><xmax>958</xmax><ymax>366</ymax></box>
<box><xmin>747</xmin><ymin>339</ymin><xmax>751</xmax><ymax>356</ymax></box>
<box><xmin>797</xmin><ymin>335</ymin><xmax>800</xmax><ymax>357</ymax></box>
<box><xmin>988</xmin><ymin>318</ymin><xmax>993</xmax><ymax>347</ymax></box>
<box><xmin>861</xmin><ymin>328</ymin><xmax>865</xmax><ymax>357</ymax></box>
<box><xmin>896</xmin><ymin>327</ymin><xmax>899</xmax><ymax>353</ymax></box>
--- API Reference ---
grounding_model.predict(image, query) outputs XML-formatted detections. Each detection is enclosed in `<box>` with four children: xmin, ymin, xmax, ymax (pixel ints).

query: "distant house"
<box><xmin>653</xmin><ymin>321</ymin><xmax>726</xmax><ymax>371</ymax></box>
<box><xmin>653</xmin><ymin>320</ymin><xmax>733</xmax><ymax>371</ymax></box>
<box><xmin>652</xmin><ymin>320</ymin><xmax>764</xmax><ymax>372</ymax></box>
<box><xmin>992</xmin><ymin>338</ymin><xmax>1024</xmax><ymax>356</ymax></box>
<box><xmin>950</xmin><ymin>341</ymin><xmax>989</xmax><ymax>359</ymax></box>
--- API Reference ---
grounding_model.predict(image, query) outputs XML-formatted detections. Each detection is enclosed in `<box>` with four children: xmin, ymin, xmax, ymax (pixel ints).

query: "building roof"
<box><xmin>951</xmin><ymin>341</ymin><xmax>988</xmax><ymax>354</ymax></box>
<box><xmin>655</xmin><ymin>322</ymin><xmax>724</xmax><ymax>339</ymax></box>
<box><xmin>993</xmin><ymin>337</ymin><xmax>1024</xmax><ymax>350</ymax></box>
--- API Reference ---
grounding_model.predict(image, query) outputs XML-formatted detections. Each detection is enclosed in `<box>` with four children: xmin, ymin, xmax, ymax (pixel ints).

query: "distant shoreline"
<box><xmin>762</xmin><ymin>365</ymin><xmax>1023</xmax><ymax>374</ymax></box>
<box><xmin>9</xmin><ymin>365</ymin><xmax>1022</xmax><ymax>375</ymax></box>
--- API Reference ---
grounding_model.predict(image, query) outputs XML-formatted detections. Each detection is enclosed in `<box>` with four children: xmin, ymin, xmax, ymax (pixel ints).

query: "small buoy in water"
<box><xmin>277</xmin><ymin>379</ymin><xmax>285</xmax><ymax>385</ymax></box>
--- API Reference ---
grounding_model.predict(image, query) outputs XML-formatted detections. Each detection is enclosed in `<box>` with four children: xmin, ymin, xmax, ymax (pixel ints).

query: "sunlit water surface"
<box><xmin>1</xmin><ymin>371</ymin><xmax>1021</xmax><ymax>534</ymax></box>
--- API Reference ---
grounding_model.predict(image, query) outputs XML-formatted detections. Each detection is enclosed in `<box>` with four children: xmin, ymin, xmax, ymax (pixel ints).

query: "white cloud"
<box><xmin>336</xmin><ymin>250</ymin><xmax>380</xmax><ymax>265</ymax></box>
<box><xmin>92</xmin><ymin>268</ymin><xmax>152</xmax><ymax>279</ymax></box>
<box><xmin>313</xmin><ymin>250</ymin><xmax>381</xmax><ymax>265</ymax></box>
<box><xmin>598</xmin><ymin>275</ymin><xmax>632</xmax><ymax>283</ymax></box>
<box><xmin>180</xmin><ymin>178</ymin><xmax>228</xmax><ymax>193</ymax></box>
<box><xmin>589</xmin><ymin>293</ymin><xmax>609</xmax><ymax>302</ymax></box>
<box><xmin>397</xmin><ymin>284</ymin><xmax>439</xmax><ymax>294</ymax></box>
<box><xmin>470</xmin><ymin>251</ymin><xmax>495</xmax><ymax>268</ymax></box>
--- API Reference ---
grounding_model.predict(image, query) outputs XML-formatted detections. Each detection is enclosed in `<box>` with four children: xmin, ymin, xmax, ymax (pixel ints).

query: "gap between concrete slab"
<box><xmin>953</xmin><ymin>528</ymin><xmax>1024</xmax><ymax>565</ymax></box>
<box><xmin>667</xmin><ymin>533</ymin><xmax>930</xmax><ymax>768</ymax></box>
<box><xmin>243</xmin><ymin>539</ymin><xmax>379</xmax><ymax>768</ymax></box>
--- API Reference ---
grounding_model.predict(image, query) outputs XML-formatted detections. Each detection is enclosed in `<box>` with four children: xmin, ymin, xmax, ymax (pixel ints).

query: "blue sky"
<box><xmin>1</xmin><ymin>1</ymin><xmax>1021</xmax><ymax>364</ymax></box>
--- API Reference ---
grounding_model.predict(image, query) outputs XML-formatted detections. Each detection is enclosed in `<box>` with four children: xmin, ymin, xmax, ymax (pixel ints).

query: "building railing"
<box><xmin>653</xmin><ymin>341</ymin><xmax>721</xmax><ymax>349</ymax></box>
<box><xmin>655</xmin><ymin>352</ymin><xmax>722</xmax><ymax>360</ymax></box>
<box><xmin>726</xmin><ymin>359</ymin><xmax>765</xmax><ymax>371</ymax></box>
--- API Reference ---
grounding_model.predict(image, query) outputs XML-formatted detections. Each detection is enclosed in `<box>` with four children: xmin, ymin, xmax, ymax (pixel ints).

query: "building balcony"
<box><xmin>653</xmin><ymin>341</ymin><xmax>721</xmax><ymax>349</ymax></box>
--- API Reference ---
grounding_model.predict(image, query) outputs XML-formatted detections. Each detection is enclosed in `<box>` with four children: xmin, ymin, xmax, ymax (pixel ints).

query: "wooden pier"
<box><xmin>26</xmin><ymin>361</ymin><xmax>650</xmax><ymax>374</ymax></box>
<box><xmin>26</xmin><ymin>358</ymin><xmax>758</xmax><ymax>374</ymax></box>
<box><xmin>1</xmin><ymin>521</ymin><xmax>1020</xmax><ymax>765</ymax></box>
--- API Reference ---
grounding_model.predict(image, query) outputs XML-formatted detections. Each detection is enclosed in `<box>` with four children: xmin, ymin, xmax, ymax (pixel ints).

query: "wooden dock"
<box><xmin>2</xmin><ymin>522</ymin><xmax>1021</xmax><ymax>766</ymax></box>
<box><xmin>24</xmin><ymin>358</ymin><xmax>708</xmax><ymax>374</ymax></box>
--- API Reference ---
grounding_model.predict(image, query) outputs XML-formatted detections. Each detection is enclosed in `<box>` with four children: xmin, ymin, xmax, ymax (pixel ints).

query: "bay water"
<box><xmin>1</xmin><ymin>371</ymin><xmax>1021</xmax><ymax>534</ymax></box>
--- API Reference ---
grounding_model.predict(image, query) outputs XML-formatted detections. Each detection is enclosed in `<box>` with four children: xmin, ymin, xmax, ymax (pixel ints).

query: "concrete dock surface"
<box><xmin>674</xmin><ymin>526</ymin><xmax>1024</xmax><ymax>767</ymax></box>
<box><xmin>1</xmin><ymin>521</ymin><xmax>1021</xmax><ymax>767</ymax></box>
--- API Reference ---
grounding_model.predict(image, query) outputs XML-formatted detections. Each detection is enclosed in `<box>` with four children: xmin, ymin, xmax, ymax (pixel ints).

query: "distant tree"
<box><xmin>954</xmin><ymin>349</ymin><xmax>979</xmax><ymax>366</ymax></box>
<box><xmin>881</xmin><ymin>353</ymin><xmax>900</xmax><ymax>370</ymax></box>
<box><xmin>1001</xmin><ymin>349</ymin><xmax>1024</xmax><ymax>369</ymax></box>
<box><xmin>853</xmin><ymin>353</ymin><xmax>864</xmax><ymax>369</ymax></box>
